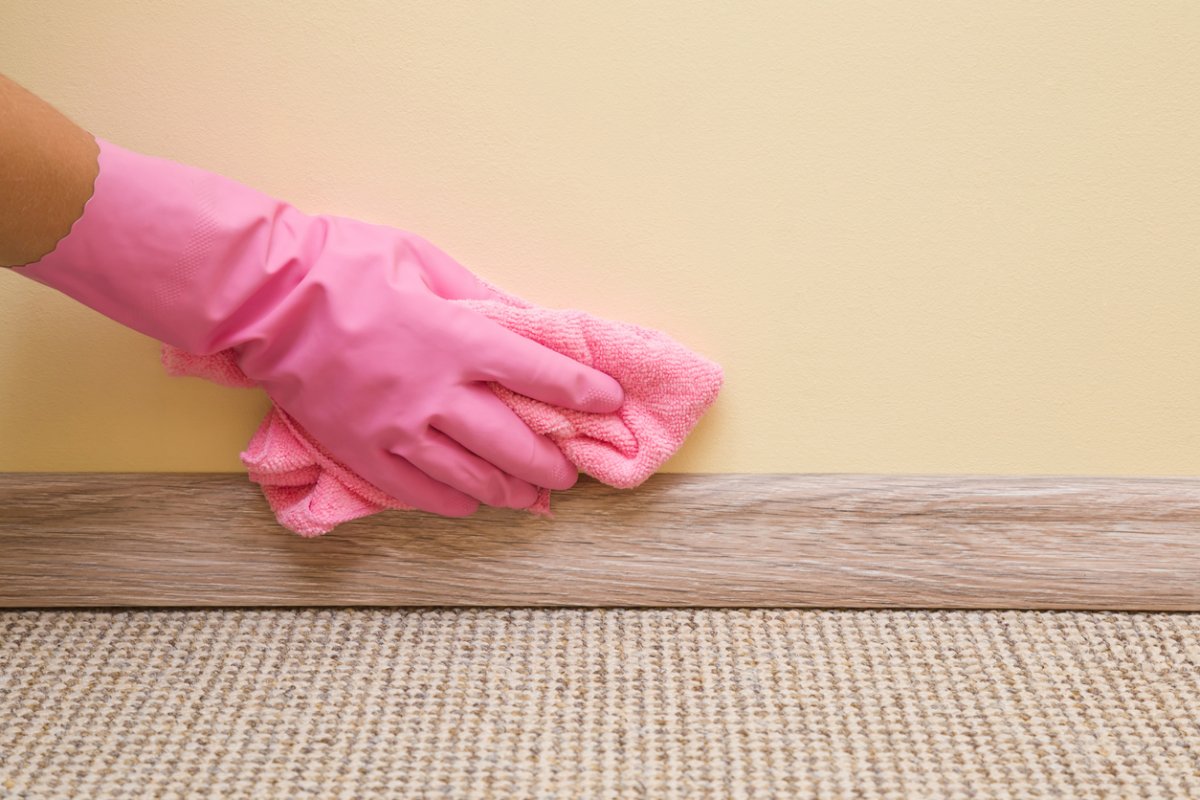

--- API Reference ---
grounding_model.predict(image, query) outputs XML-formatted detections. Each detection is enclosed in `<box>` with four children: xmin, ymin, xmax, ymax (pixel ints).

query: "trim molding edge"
<box><xmin>2</xmin><ymin>472</ymin><xmax>1198</xmax><ymax>609</ymax></box>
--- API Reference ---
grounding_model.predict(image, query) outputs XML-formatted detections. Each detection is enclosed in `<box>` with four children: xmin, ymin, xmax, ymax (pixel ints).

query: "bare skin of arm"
<box><xmin>0</xmin><ymin>74</ymin><xmax>100</xmax><ymax>268</ymax></box>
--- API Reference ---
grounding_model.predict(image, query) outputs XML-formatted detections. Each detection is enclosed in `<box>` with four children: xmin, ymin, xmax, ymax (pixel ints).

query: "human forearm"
<box><xmin>0</xmin><ymin>74</ymin><xmax>99</xmax><ymax>268</ymax></box>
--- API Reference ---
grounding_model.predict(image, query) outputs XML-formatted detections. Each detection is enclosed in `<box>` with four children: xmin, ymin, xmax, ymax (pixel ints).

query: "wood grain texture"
<box><xmin>1</xmin><ymin>472</ymin><xmax>1198</xmax><ymax>609</ymax></box>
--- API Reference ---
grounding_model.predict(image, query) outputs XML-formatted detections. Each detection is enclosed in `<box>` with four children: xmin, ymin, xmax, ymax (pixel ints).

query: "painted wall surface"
<box><xmin>2</xmin><ymin>2</ymin><xmax>1199</xmax><ymax>474</ymax></box>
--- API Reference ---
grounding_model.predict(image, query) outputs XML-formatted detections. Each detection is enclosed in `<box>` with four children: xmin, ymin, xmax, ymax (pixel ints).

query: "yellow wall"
<box><xmin>3</xmin><ymin>2</ymin><xmax>1199</xmax><ymax>474</ymax></box>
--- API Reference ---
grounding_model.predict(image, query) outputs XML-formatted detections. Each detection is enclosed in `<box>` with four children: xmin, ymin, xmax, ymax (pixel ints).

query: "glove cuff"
<box><xmin>12</xmin><ymin>138</ymin><xmax>313</xmax><ymax>356</ymax></box>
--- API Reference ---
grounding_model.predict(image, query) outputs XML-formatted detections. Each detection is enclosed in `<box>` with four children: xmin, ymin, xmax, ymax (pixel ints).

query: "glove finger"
<box><xmin>472</xmin><ymin>325</ymin><xmax>624</xmax><ymax>414</ymax></box>
<box><xmin>354</xmin><ymin>445</ymin><xmax>481</xmax><ymax>517</ymax></box>
<box><xmin>395</xmin><ymin>427</ymin><xmax>541</xmax><ymax>509</ymax></box>
<box><xmin>432</xmin><ymin>383</ymin><xmax>577</xmax><ymax>491</ymax></box>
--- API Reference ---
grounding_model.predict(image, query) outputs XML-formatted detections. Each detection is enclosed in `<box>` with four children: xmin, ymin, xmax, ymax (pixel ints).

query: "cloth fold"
<box><xmin>163</xmin><ymin>284</ymin><xmax>723</xmax><ymax>536</ymax></box>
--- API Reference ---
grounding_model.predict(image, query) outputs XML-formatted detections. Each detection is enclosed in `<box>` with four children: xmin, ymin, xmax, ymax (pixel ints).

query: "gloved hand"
<box><xmin>12</xmin><ymin>138</ymin><xmax>624</xmax><ymax>516</ymax></box>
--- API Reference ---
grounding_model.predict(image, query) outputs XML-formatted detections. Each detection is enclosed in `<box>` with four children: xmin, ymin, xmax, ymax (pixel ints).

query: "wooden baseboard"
<box><xmin>1</xmin><ymin>472</ymin><xmax>1198</xmax><ymax>609</ymax></box>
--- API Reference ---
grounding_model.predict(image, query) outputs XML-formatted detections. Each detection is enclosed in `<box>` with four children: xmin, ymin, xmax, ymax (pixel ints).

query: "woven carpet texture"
<box><xmin>2</xmin><ymin>608</ymin><xmax>1199</xmax><ymax>799</ymax></box>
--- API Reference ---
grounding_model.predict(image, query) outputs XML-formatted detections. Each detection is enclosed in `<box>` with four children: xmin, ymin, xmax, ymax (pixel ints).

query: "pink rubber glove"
<box><xmin>12</xmin><ymin>138</ymin><xmax>625</xmax><ymax>516</ymax></box>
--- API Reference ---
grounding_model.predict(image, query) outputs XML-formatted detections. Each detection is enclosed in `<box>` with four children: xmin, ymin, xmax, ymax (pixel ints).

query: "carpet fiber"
<box><xmin>2</xmin><ymin>608</ymin><xmax>1199</xmax><ymax>798</ymax></box>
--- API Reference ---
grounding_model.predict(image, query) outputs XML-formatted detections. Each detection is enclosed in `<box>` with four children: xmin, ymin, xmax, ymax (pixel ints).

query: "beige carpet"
<box><xmin>2</xmin><ymin>608</ymin><xmax>1199</xmax><ymax>799</ymax></box>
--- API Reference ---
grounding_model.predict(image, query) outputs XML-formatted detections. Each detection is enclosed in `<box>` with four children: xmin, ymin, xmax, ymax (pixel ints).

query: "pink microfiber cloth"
<box><xmin>162</xmin><ymin>283</ymin><xmax>723</xmax><ymax>536</ymax></box>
